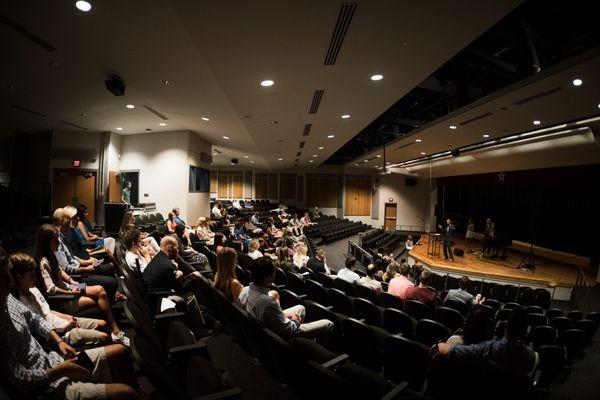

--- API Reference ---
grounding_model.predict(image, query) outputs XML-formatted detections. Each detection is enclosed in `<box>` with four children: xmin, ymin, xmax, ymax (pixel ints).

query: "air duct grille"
<box><xmin>143</xmin><ymin>105</ymin><xmax>168</xmax><ymax>120</ymax></box>
<box><xmin>514</xmin><ymin>87</ymin><xmax>562</xmax><ymax>106</ymax></box>
<box><xmin>302</xmin><ymin>124</ymin><xmax>312</xmax><ymax>136</ymax></box>
<box><xmin>309</xmin><ymin>90</ymin><xmax>325</xmax><ymax>114</ymax></box>
<box><xmin>323</xmin><ymin>3</ymin><xmax>357</xmax><ymax>65</ymax></box>
<box><xmin>460</xmin><ymin>112</ymin><xmax>494</xmax><ymax>126</ymax></box>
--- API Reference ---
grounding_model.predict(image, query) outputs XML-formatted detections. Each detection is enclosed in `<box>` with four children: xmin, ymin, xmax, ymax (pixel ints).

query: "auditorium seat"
<box><xmin>354</xmin><ymin>283</ymin><xmax>379</xmax><ymax>304</ymax></box>
<box><xmin>434</xmin><ymin>307</ymin><xmax>464</xmax><ymax>333</ymax></box>
<box><xmin>566</xmin><ymin>310</ymin><xmax>584</xmax><ymax>323</ymax></box>
<box><xmin>286</xmin><ymin>272</ymin><xmax>306</xmax><ymax>295</ymax></box>
<box><xmin>495</xmin><ymin>308</ymin><xmax>511</xmax><ymax>321</ymax></box>
<box><xmin>572</xmin><ymin>319</ymin><xmax>598</xmax><ymax>343</ymax></box>
<box><xmin>383</xmin><ymin>335</ymin><xmax>429</xmax><ymax>391</ymax></box>
<box><xmin>305</xmin><ymin>279</ymin><xmax>329</xmax><ymax>305</ymax></box>
<box><xmin>353</xmin><ymin>298</ymin><xmax>382</xmax><ymax>327</ymax></box>
<box><xmin>535</xmin><ymin>345</ymin><xmax>567</xmax><ymax>391</ymax></box>
<box><xmin>327</xmin><ymin>288</ymin><xmax>354</xmax><ymax>316</ymax></box>
<box><xmin>415</xmin><ymin>319</ymin><xmax>451</xmax><ymax>347</ymax></box>
<box><xmin>527</xmin><ymin>313</ymin><xmax>548</xmax><ymax>328</ymax></box>
<box><xmin>342</xmin><ymin>318</ymin><xmax>384</xmax><ymax>372</ymax></box>
<box><xmin>483</xmin><ymin>298</ymin><xmax>501</xmax><ymax>312</ymax></box>
<box><xmin>533</xmin><ymin>289</ymin><xmax>552</xmax><ymax>309</ymax></box>
<box><xmin>526</xmin><ymin>305</ymin><xmax>544</xmax><ymax>315</ymax></box>
<box><xmin>377</xmin><ymin>292</ymin><xmax>404</xmax><ymax>311</ymax></box>
<box><xmin>546</xmin><ymin>308</ymin><xmax>564</xmax><ymax>320</ymax></box>
<box><xmin>405</xmin><ymin>299</ymin><xmax>433</xmax><ymax>320</ymax></box>
<box><xmin>559</xmin><ymin>329</ymin><xmax>586</xmax><ymax>362</ymax></box>
<box><xmin>444</xmin><ymin>298</ymin><xmax>468</xmax><ymax>316</ymax></box>
<box><xmin>281</xmin><ymin>289</ymin><xmax>306</xmax><ymax>310</ymax></box>
<box><xmin>316</xmin><ymin>271</ymin><xmax>335</xmax><ymax>288</ymax></box>
<box><xmin>274</xmin><ymin>267</ymin><xmax>288</xmax><ymax>287</ymax></box>
<box><xmin>586</xmin><ymin>311</ymin><xmax>600</xmax><ymax>325</ymax></box>
<box><xmin>334</xmin><ymin>277</ymin><xmax>356</xmax><ymax>296</ymax></box>
<box><xmin>503</xmin><ymin>301</ymin><xmax>520</xmax><ymax>310</ymax></box>
<box><xmin>529</xmin><ymin>325</ymin><xmax>558</xmax><ymax>349</ymax></box>
<box><xmin>382</xmin><ymin>308</ymin><xmax>415</xmax><ymax>337</ymax></box>
<box><xmin>549</xmin><ymin>316</ymin><xmax>572</xmax><ymax>333</ymax></box>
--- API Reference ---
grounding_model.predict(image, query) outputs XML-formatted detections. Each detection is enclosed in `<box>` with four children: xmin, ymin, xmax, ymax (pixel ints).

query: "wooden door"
<box><xmin>53</xmin><ymin>172</ymin><xmax>75</xmax><ymax>210</ymax></box>
<box><xmin>75</xmin><ymin>174</ymin><xmax>96</xmax><ymax>223</ymax></box>
<box><xmin>218</xmin><ymin>174</ymin><xmax>229</xmax><ymax>198</ymax></box>
<box><xmin>344</xmin><ymin>176</ymin><xmax>371</xmax><ymax>216</ymax></box>
<box><xmin>108</xmin><ymin>171</ymin><xmax>121</xmax><ymax>202</ymax></box>
<box><xmin>231</xmin><ymin>175</ymin><xmax>244</xmax><ymax>198</ymax></box>
<box><xmin>384</xmin><ymin>203</ymin><xmax>397</xmax><ymax>231</ymax></box>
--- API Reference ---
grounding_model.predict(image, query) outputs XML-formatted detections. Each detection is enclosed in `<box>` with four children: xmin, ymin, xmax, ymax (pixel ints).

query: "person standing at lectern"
<box><xmin>478</xmin><ymin>218</ymin><xmax>495</xmax><ymax>259</ymax></box>
<box><xmin>439</xmin><ymin>219</ymin><xmax>455</xmax><ymax>261</ymax></box>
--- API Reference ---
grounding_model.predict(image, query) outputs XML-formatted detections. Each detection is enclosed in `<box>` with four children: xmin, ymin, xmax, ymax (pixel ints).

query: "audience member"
<box><xmin>214</xmin><ymin>247</ymin><xmax>243</xmax><ymax>302</ymax></box>
<box><xmin>447</xmin><ymin>306</ymin><xmax>492</xmax><ymax>346</ymax></box>
<box><xmin>382</xmin><ymin>260</ymin><xmax>400</xmax><ymax>283</ymax></box>
<box><xmin>74</xmin><ymin>204</ymin><xmax>116</xmax><ymax>254</ymax></box>
<box><xmin>211</xmin><ymin>203</ymin><xmax>222</xmax><ymax>219</ymax></box>
<box><xmin>436</xmin><ymin>307</ymin><xmax>538</xmax><ymax>376</ymax></box>
<box><xmin>336</xmin><ymin>256</ymin><xmax>360</xmax><ymax>283</ymax></box>
<box><xmin>293</xmin><ymin>244</ymin><xmax>309</xmax><ymax>269</ymax></box>
<box><xmin>358</xmin><ymin>263</ymin><xmax>382</xmax><ymax>293</ymax></box>
<box><xmin>388</xmin><ymin>263</ymin><xmax>414</xmax><ymax>300</ymax></box>
<box><xmin>123</xmin><ymin>228</ymin><xmax>153</xmax><ymax>273</ymax></box>
<box><xmin>405</xmin><ymin>235</ymin><xmax>414</xmax><ymax>250</ymax></box>
<box><xmin>274</xmin><ymin>246</ymin><xmax>295</xmax><ymax>272</ymax></box>
<box><xmin>0</xmin><ymin>246</ymin><xmax>139</xmax><ymax>400</ymax></box>
<box><xmin>119</xmin><ymin>211</ymin><xmax>160</xmax><ymax>252</ymax></box>
<box><xmin>195</xmin><ymin>217</ymin><xmax>215</xmax><ymax>245</ymax></box>
<box><xmin>306</xmin><ymin>248</ymin><xmax>331</xmax><ymax>275</ymax></box>
<box><xmin>247</xmin><ymin>239</ymin><xmax>263</xmax><ymax>260</ymax></box>
<box><xmin>405</xmin><ymin>267</ymin><xmax>437</xmax><ymax>309</ymax></box>
<box><xmin>242</xmin><ymin>257</ymin><xmax>333</xmax><ymax>343</ymax></box>
<box><xmin>445</xmin><ymin>276</ymin><xmax>484</xmax><ymax>307</ymax></box>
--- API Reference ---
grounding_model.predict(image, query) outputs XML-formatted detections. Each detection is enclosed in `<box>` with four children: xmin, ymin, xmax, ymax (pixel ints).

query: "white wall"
<box><xmin>187</xmin><ymin>133</ymin><xmax>212</xmax><ymax>224</ymax></box>
<box><xmin>120</xmin><ymin>131</ymin><xmax>190</xmax><ymax>217</ymax></box>
<box><xmin>107</xmin><ymin>132</ymin><xmax>122</xmax><ymax>172</ymax></box>
<box><xmin>49</xmin><ymin>130</ymin><xmax>103</xmax><ymax>181</ymax></box>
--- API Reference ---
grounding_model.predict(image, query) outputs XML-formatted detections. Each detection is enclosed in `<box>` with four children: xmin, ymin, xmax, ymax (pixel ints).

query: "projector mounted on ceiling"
<box><xmin>105</xmin><ymin>75</ymin><xmax>125</xmax><ymax>96</ymax></box>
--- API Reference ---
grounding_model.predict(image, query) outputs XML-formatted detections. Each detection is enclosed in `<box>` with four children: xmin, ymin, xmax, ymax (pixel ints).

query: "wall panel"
<box><xmin>305</xmin><ymin>174</ymin><xmax>338</xmax><ymax>207</ymax></box>
<box><xmin>255</xmin><ymin>173</ymin><xmax>268</xmax><ymax>199</ymax></box>
<box><xmin>279</xmin><ymin>174</ymin><xmax>297</xmax><ymax>200</ymax></box>
<box><xmin>345</xmin><ymin>175</ymin><xmax>372</xmax><ymax>216</ymax></box>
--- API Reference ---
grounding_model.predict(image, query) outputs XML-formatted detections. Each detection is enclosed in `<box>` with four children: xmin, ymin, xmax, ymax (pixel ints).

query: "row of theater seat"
<box><xmin>361</xmin><ymin>229</ymin><xmax>404</xmax><ymax>255</ymax></box>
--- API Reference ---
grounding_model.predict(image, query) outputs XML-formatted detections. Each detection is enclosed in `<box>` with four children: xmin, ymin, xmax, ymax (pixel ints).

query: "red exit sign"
<box><xmin>73</xmin><ymin>160</ymin><xmax>81</xmax><ymax>167</ymax></box>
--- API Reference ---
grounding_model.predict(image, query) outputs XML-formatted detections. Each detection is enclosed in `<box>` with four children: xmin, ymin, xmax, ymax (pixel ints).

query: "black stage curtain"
<box><xmin>437</xmin><ymin>164</ymin><xmax>600</xmax><ymax>258</ymax></box>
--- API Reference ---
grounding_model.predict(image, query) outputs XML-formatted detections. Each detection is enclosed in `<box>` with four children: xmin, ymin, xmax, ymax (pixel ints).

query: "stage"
<box><xmin>408</xmin><ymin>234</ymin><xmax>595</xmax><ymax>301</ymax></box>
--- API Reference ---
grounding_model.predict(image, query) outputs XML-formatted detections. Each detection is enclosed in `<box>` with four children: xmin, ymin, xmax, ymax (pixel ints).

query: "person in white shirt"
<box><xmin>247</xmin><ymin>239</ymin><xmax>264</xmax><ymax>260</ymax></box>
<box><xmin>299</xmin><ymin>211</ymin><xmax>314</xmax><ymax>226</ymax></box>
<box><xmin>358</xmin><ymin>264</ymin><xmax>383</xmax><ymax>294</ymax></box>
<box><xmin>232</xmin><ymin>199</ymin><xmax>242</xmax><ymax>210</ymax></box>
<box><xmin>251</xmin><ymin>212</ymin><xmax>261</xmax><ymax>226</ymax></box>
<box><xmin>211</xmin><ymin>203</ymin><xmax>222</xmax><ymax>219</ymax></box>
<box><xmin>405</xmin><ymin>234</ymin><xmax>414</xmax><ymax>250</ymax></box>
<box><xmin>10</xmin><ymin>252</ymin><xmax>109</xmax><ymax>346</ymax></box>
<box><xmin>336</xmin><ymin>256</ymin><xmax>360</xmax><ymax>283</ymax></box>
<box><xmin>270</xmin><ymin>202</ymin><xmax>290</xmax><ymax>217</ymax></box>
<box><xmin>293</xmin><ymin>245</ymin><xmax>309</xmax><ymax>269</ymax></box>
<box><xmin>122</xmin><ymin>228</ymin><xmax>154</xmax><ymax>273</ymax></box>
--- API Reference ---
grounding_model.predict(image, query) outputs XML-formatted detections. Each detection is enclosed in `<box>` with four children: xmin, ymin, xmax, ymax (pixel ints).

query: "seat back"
<box><xmin>382</xmin><ymin>308</ymin><xmax>414</xmax><ymax>337</ymax></box>
<box><xmin>549</xmin><ymin>316</ymin><xmax>572</xmax><ymax>333</ymax></box>
<box><xmin>529</xmin><ymin>325</ymin><xmax>557</xmax><ymax>349</ymax></box>
<box><xmin>433</xmin><ymin>306</ymin><xmax>464</xmax><ymax>333</ymax></box>
<box><xmin>342</xmin><ymin>318</ymin><xmax>382</xmax><ymax>372</ymax></box>
<box><xmin>316</xmin><ymin>272</ymin><xmax>335</xmax><ymax>288</ymax></box>
<box><xmin>286</xmin><ymin>272</ymin><xmax>306</xmax><ymax>295</ymax></box>
<box><xmin>526</xmin><ymin>305</ymin><xmax>544</xmax><ymax>314</ymax></box>
<box><xmin>383</xmin><ymin>335</ymin><xmax>429</xmax><ymax>389</ymax></box>
<box><xmin>353</xmin><ymin>298</ymin><xmax>382</xmax><ymax>327</ymax></box>
<box><xmin>536</xmin><ymin>345</ymin><xmax>566</xmax><ymax>390</ymax></box>
<box><xmin>527</xmin><ymin>313</ymin><xmax>548</xmax><ymax>328</ymax></box>
<box><xmin>327</xmin><ymin>288</ymin><xmax>354</xmax><ymax>316</ymax></box>
<box><xmin>444</xmin><ymin>298</ymin><xmax>468</xmax><ymax>316</ymax></box>
<box><xmin>415</xmin><ymin>319</ymin><xmax>451</xmax><ymax>346</ymax></box>
<box><xmin>378</xmin><ymin>291</ymin><xmax>404</xmax><ymax>311</ymax></box>
<box><xmin>566</xmin><ymin>310</ymin><xmax>584</xmax><ymax>323</ymax></box>
<box><xmin>354</xmin><ymin>283</ymin><xmax>379</xmax><ymax>304</ymax></box>
<box><xmin>305</xmin><ymin>279</ymin><xmax>328</xmax><ymax>304</ymax></box>
<box><xmin>572</xmin><ymin>319</ymin><xmax>598</xmax><ymax>342</ymax></box>
<box><xmin>405</xmin><ymin>299</ymin><xmax>433</xmax><ymax>320</ymax></box>
<box><xmin>546</xmin><ymin>308</ymin><xmax>564</xmax><ymax>320</ymax></box>
<box><xmin>533</xmin><ymin>288</ymin><xmax>551</xmax><ymax>309</ymax></box>
<box><xmin>334</xmin><ymin>277</ymin><xmax>356</xmax><ymax>296</ymax></box>
<box><xmin>559</xmin><ymin>328</ymin><xmax>586</xmax><ymax>360</ymax></box>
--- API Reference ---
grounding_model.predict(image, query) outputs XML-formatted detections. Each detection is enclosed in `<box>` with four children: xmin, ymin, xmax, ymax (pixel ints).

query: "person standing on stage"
<box><xmin>465</xmin><ymin>217</ymin><xmax>475</xmax><ymax>253</ymax></box>
<box><xmin>478</xmin><ymin>218</ymin><xmax>495</xmax><ymax>259</ymax></box>
<box><xmin>439</xmin><ymin>219</ymin><xmax>455</xmax><ymax>261</ymax></box>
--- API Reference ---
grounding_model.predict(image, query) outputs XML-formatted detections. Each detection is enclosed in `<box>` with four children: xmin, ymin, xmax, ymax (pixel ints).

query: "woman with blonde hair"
<box><xmin>196</xmin><ymin>217</ymin><xmax>215</xmax><ymax>245</ymax></box>
<box><xmin>214</xmin><ymin>247</ymin><xmax>243</xmax><ymax>303</ymax></box>
<box><xmin>293</xmin><ymin>244</ymin><xmax>309</xmax><ymax>269</ymax></box>
<box><xmin>247</xmin><ymin>239</ymin><xmax>263</xmax><ymax>260</ymax></box>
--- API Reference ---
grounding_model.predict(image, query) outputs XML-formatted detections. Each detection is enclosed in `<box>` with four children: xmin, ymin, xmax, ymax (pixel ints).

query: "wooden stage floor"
<box><xmin>409</xmin><ymin>235</ymin><xmax>593</xmax><ymax>288</ymax></box>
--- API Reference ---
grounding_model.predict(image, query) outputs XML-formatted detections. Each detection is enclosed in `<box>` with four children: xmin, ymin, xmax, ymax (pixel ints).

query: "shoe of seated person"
<box><xmin>111</xmin><ymin>331</ymin><xmax>130</xmax><ymax>347</ymax></box>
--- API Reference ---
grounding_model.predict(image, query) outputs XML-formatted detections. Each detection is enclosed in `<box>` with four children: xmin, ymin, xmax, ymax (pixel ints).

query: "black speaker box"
<box><xmin>453</xmin><ymin>248</ymin><xmax>464</xmax><ymax>256</ymax></box>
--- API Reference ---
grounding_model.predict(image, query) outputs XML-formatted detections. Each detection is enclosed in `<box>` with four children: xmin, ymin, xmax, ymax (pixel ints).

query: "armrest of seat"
<box><xmin>154</xmin><ymin>311</ymin><xmax>185</xmax><ymax>322</ymax></box>
<box><xmin>324</xmin><ymin>306</ymin><xmax>334</xmax><ymax>311</ymax></box>
<box><xmin>298</xmin><ymin>294</ymin><xmax>307</xmax><ymax>300</ymax></box>
<box><xmin>192</xmin><ymin>387</ymin><xmax>243</xmax><ymax>400</ymax></box>
<box><xmin>380</xmin><ymin>382</ymin><xmax>409</xmax><ymax>400</ymax></box>
<box><xmin>168</xmin><ymin>342</ymin><xmax>207</xmax><ymax>356</ymax></box>
<box><xmin>532</xmin><ymin>369</ymin><xmax>543</xmax><ymax>388</ymax></box>
<box><xmin>321</xmin><ymin>354</ymin><xmax>349</xmax><ymax>369</ymax></box>
<box><xmin>70</xmin><ymin>274</ymin><xmax>83</xmax><ymax>281</ymax></box>
<box><xmin>271</xmin><ymin>284</ymin><xmax>285</xmax><ymax>291</ymax></box>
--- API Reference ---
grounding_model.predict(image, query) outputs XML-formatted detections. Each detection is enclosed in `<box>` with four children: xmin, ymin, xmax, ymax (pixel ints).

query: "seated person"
<box><xmin>405</xmin><ymin>235</ymin><xmax>414</xmax><ymax>250</ymax></box>
<box><xmin>63</xmin><ymin>206</ymin><xmax>110</xmax><ymax>265</ymax></box>
<box><xmin>270</xmin><ymin>202</ymin><xmax>290</xmax><ymax>217</ymax></box>
<box><xmin>445</xmin><ymin>276</ymin><xmax>484</xmax><ymax>307</ymax></box>
<box><xmin>211</xmin><ymin>203</ymin><xmax>222</xmax><ymax>219</ymax></box>
<box><xmin>435</xmin><ymin>307</ymin><xmax>538</xmax><ymax>377</ymax></box>
<box><xmin>382</xmin><ymin>261</ymin><xmax>399</xmax><ymax>283</ymax></box>
<box><xmin>274</xmin><ymin>246</ymin><xmax>296</xmax><ymax>273</ymax></box>
<box><xmin>195</xmin><ymin>217</ymin><xmax>215</xmax><ymax>245</ymax></box>
<box><xmin>447</xmin><ymin>306</ymin><xmax>492</xmax><ymax>346</ymax></box>
<box><xmin>36</xmin><ymin>224</ymin><xmax>130</xmax><ymax>346</ymax></box>
<box><xmin>336</xmin><ymin>256</ymin><xmax>360</xmax><ymax>283</ymax></box>
<box><xmin>299</xmin><ymin>211</ymin><xmax>314</xmax><ymax>226</ymax></box>
<box><xmin>232</xmin><ymin>199</ymin><xmax>242</xmax><ymax>211</ymax></box>
<box><xmin>388</xmin><ymin>263</ymin><xmax>414</xmax><ymax>300</ymax></box>
<box><xmin>277</xmin><ymin>211</ymin><xmax>289</xmax><ymax>225</ymax></box>
<box><xmin>292</xmin><ymin>244</ymin><xmax>310</xmax><ymax>269</ymax></box>
<box><xmin>250</xmin><ymin>212</ymin><xmax>261</xmax><ymax>227</ymax></box>
<box><xmin>0</xmin><ymin>247</ymin><xmax>138</xmax><ymax>400</ymax></box>
<box><xmin>74</xmin><ymin>204</ymin><xmax>116</xmax><ymax>254</ymax></box>
<box><xmin>143</xmin><ymin>236</ymin><xmax>206</xmax><ymax>336</ymax></box>
<box><xmin>265</xmin><ymin>217</ymin><xmax>283</xmax><ymax>238</ymax></box>
<box><xmin>306</xmin><ymin>249</ymin><xmax>331</xmax><ymax>275</ymax></box>
<box><xmin>166</xmin><ymin>212</ymin><xmax>177</xmax><ymax>233</ymax></box>
<box><xmin>243</xmin><ymin>216</ymin><xmax>262</xmax><ymax>234</ymax></box>
<box><xmin>288</xmin><ymin>213</ymin><xmax>304</xmax><ymax>236</ymax></box>
<box><xmin>405</xmin><ymin>267</ymin><xmax>437</xmax><ymax>309</ymax></box>
<box><xmin>258</xmin><ymin>233</ymin><xmax>276</xmax><ymax>254</ymax></box>
<box><xmin>11</xmin><ymin>252</ymin><xmax>109</xmax><ymax>346</ymax></box>
<box><xmin>242</xmin><ymin>257</ymin><xmax>333</xmax><ymax>343</ymax></box>
<box><xmin>357</xmin><ymin>263</ymin><xmax>383</xmax><ymax>293</ymax></box>
<box><xmin>214</xmin><ymin>247</ymin><xmax>243</xmax><ymax>302</ymax></box>
<box><xmin>123</xmin><ymin>228</ymin><xmax>154</xmax><ymax>273</ymax></box>
<box><xmin>310</xmin><ymin>206</ymin><xmax>321</xmax><ymax>219</ymax></box>
<box><xmin>247</xmin><ymin>239</ymin><xmax>264</xmax><ymax>260</ymax></box>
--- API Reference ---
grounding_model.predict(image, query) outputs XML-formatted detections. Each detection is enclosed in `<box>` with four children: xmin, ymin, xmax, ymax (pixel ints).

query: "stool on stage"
<box><xmin>427</xmin><ymin>233</ymin><xmax>442</xmax><ymax>258</ymax></box>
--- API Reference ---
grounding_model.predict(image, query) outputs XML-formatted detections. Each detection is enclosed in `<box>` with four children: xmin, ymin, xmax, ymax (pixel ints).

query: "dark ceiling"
<box><xmin>325</xmin><ymin>0</ymin><xmax>600</xmax><ymax>165</ymax></box>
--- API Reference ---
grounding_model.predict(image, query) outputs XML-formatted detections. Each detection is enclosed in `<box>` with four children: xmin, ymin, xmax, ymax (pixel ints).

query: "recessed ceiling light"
<box><xmin>201</xmin><ymin>117</ymin><xmax>210</xmax><ymax>122</ymax></box>
<box><xmin>75</xmin><ymin>1</ymin><xmax>92</xmax><ymax>12</ymax></box>
<box><xmin>572</xmin><ymin>78</ymin><xmax>583</xmax><ymax>86</ymax></box>
<box><xmin>313</xmin><ymin>154</ymin><xmax>317</xmax><ymax>157</ymax></box>
<box><xmin>420</xmin><ymin>152</ymin><xmax>426</xmax><ymax>155</ymax></box>
<box><xmin>80</xmin><ymin>113</ymin><xmax>87</xmax><ymax>117</ymax></box>
<box><xmin>278</xmin><ymin>158</ymin><xmax>283</xmax><ymax>161</ymax></box>
<box><xmin>341</xmin><ymin>114</ymin><xmax>351</xmax><ymax>119</ymax></box>
<box><xmin>260</xmin><ymin>80</ymin><xmax>274</xmax><ymax>87</ymax></box>
<box><xmin>318</xmin><ymin>146</ymin><xmax>324</xmax><ymax>150</ymax></box>
<box><xmin>482</xmin><ymin>134</ymin><xmax>490</xmax><ymax>138</ymax></box>
<box><xmin>449</xmin><ymin>125</ymin><xmax>457</xmax><ymax>130</ymax></box>
<box><xmin>116</xmin><ymin>127</ymin><xmax>123</xmax><ymax>131</ymax></box>
<box><xmin>250</xmin><ymin>161</ymin><xmax>255</xmax><ymax>164</ymax></box>
<box><xmin>415</xmin><ymin>139</ymin><xmax>422</xmax><ymax>143</ymax></box>
<box><xmin>364</xmin><ymin>159</ymin><xmax>369</xmax><ymax>162</ymax></box>
<box><xmin>126</xmin><ymin>104</ymin><xmax>135</xmax><ymax>109</ymax></box>
<box><xmin>243</xmin><ymin>155</ymin><xmax>249</xmax><ymax>158</ymax></box>
<box><xmin>222</xmin><ymin>136</ymin><xmax>230</xmax><ymax>140</ymax></box>
<box><xmin>386</xmin><ymin>162</ymin><xmax>390</xmax><ymax>165</ymax></box>
<box><xmin>159</xmin><ymin>122</ymin><xmax>166</xmax><ymax>126</ymax></box>
<box><xmin>370</xmin><ymin>74</ymin><xmax>383</xmax><ymax>81</ymax></box>
<box><xmin>533</xmin><ymin>120</ymin><xmax>541</xmax><ymax>125</ymax></box>
<box><xmin>376</xmin><ymin>155</ymin><xmax>382</xmax><ymax>158</ymax></box>
<box><xmin>327</xmin><ymin>134</ymin><xmax>335</xmax><ymax>138</ymax></box>
<box><xmin>309</xmin><ymin>160</ymin><xmax>314</xmax><ymax>163</ymax></box>
<box><xmin>355</xmin><ymin>163</ymin><xmax>359</xmax><ymax>166</ymax></box>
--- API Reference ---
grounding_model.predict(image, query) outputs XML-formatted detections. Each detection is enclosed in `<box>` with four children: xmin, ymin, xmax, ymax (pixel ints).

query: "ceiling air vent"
<box><xmin>309</xmin><ymin>90</ymin><xmax>325</xmax><ymax>114</ymax></box>
<box><xmin>303</xmin><ymin>124</ymin><xmax>312</xmax><ymax>136</ymax></box>
<box><xmin>60</xmin><ymin>120</ymin><xmax>88</xmax><ymax>130</ymax></box>
<box><xmin>460</xmin><ymin>112</ymin><xmax>494</xmax><ymax>126</ymax></box>
<box><xmin>10</xmin><ymin>104</ymin><xmax>46</xmax><ymax>117</ymax></box>
<box><xmin>296</xmin><ymin>152</ymin><xmax>302</xmax><ymax>157</ymax></box>
<box><xmin>299</xmin><ymin>141</ymin><xmax>306</xmax><ymax>149</ymax></box>
<box><xmin>323</xmin><ymin>3</ymin><xmax>357</xmax><ymax>65</ymax></box>
<box><xmin>514</xmin><ymin>87</ymin><xmax>562</xmax><ymax>106</ymax></box>
<box><xmin>0</xmin><ymin>14</ymin><xmax>55</xmax><ymax>52</ymax></box>
<box><xmin>143</xmin><ymin>105</ymin><xmax>168</xmax><ymax>120</ymax></box>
